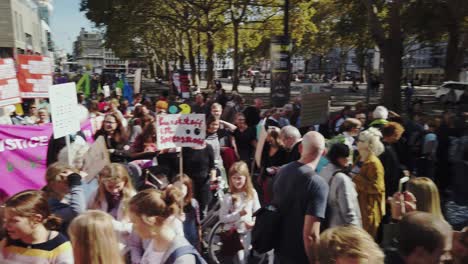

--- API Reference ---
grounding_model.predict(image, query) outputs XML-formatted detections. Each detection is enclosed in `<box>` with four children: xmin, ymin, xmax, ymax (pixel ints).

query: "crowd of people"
<box><xmin>0</xmin><ymin>80</ymin><xmax>467</xmax><ymax>264</ymax></box>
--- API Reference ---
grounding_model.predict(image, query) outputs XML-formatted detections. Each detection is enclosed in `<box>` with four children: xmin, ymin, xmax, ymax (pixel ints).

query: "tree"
<box><xmin>406</xmin><ymin>0</ymin><xmax>468</xmax><ymax>81</ymax></box>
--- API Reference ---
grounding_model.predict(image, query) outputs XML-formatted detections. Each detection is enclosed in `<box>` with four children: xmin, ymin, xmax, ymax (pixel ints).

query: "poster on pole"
<box><xmin>81</xmin><ymin>136</ymin><xmax>110</xmax><ymax>182</ymax></box>
<box><xmin>0</xmin><ymin>58</ymin><xmax>21</xmax><ymax>107</ymax></box>
<box><xmin>134</xmin><ymin>68</ymin><xmax>142</xmax><ymax>94</ymax></box>
<box><xmin>156</xmin><ymin>114</ymin><xmax>206</xmax><ymax>149</ymax></box>
<box><xmin>49</xmin><ymin>82</ymin><xmax>80</xmax><ymax>139</ymax></box>
<box><xmin>17</xmin><ymin>55</ymin><xmax>53</xmax><ymax>98</ymax></box>
<box><xmin>300</xmin><ymin>92</ymin><xmax>330</xmax><ymax>127</ymax></box>
<box><xmin>103</xmin><ymin>85</ymin><xmax>110</xmax><ymax>97</ymax></box>
<box><xmin>270</xmin><ymin>36</ymin><xmax>291</xmax><ymax>107</ymax></box>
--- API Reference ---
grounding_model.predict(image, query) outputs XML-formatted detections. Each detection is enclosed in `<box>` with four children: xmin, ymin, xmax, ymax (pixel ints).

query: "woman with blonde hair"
<box><xmin>69</xmin><ymin>210</ymin><xmax>124</xmax><ymax>264</ymax></box>
<box><xmin>353</xmin><ymin>127</ymin><xmax>386</xmax><ymax>238</ymax></box>
<box><xmin>407</xmin><ymin>177</ymin><xmax>444</xmax><ymax>219</ymax></box>
<box><xmin>88</xmin><ymin>163</ymin><xmax>136</xmax><ymax>246</ymax></box>
<box><xmin>319</xmin><ymin>225</ymin><xmax>384</xmax><ymax>264</ymax></box>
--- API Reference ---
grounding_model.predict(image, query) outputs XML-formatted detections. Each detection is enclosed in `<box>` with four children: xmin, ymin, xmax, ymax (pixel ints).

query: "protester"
<box><xmin>353</xmin><ymin>128</ymin><xmax>385</xmax><ymax>238</ymax></box>
<box><xmin>384</xmin><ymin>211</ymin><xmax>452</xmax><ymax>264</ymax></box>
<box><xmin>280</xmin><ymin>125</ymin><xmax>302</xmax><ymax>162</ymax></box>
<box><xmin>182</xmin><ymin>142</ymin><xmax>216</xmax><ymax>218</ymax></box>
<box><xmin>68</xmin><ymin>210</ymin><xmax>124</xmax><ymax>264</ymax></box>
<box><xmin>219</xmin><ymin>161</ymin><xmax>260</xmax><ymax>263</ymax></box>
<box><xmin>417</xmin><ymin>119</ymin><xmax>439</xmax><ymax>179</ymax></box>
<box><xmin>328</xmin><ymin>118</ymin><xmax>362</xmax><ymax>164</ymax></box>
<box><xmin>272</xmin><ymin>131</ymin><xmax>329</xmax><ymax>263</ymax></box>
<box><xmin>407</xmin><ymin>177</ymin><xmax>444</xmax><ymax>219</ymax></box>
<box><xmin>129</xmin><ymin>188</ymin><xmax>205</xmax><ymax>263</ymax></box>
<box><xmin>370</xmin><ymin>105</ymin><xmax>389</xmax><ymax>129</ymax></box>
<box><xmin>332</xmin><ymin>105</ymin><xmax>352</xmax><ymax>133</ymax></box>
<box><xmin>205</xmin><ymin>115</ymin><xmax>227</xmax><ymax>181</ymax></box>
<box><xmin>173</xmin><ymin>174</ymin><xmax>202</xmax><ymax>249</ymax></box>
<box><xmin>88</xmin><ymin>163</ymin><xmax>136</xmax><ymax>245</ymax></box>
<box><xmin>320</xmin><ymin>143</ymin><xmax>362</xmax><ymax>228</ymax></box>
<box><xmin>380</xmin><ymin>122</ymin><xmax>408</xmax><ymax>197</ymax></box>
<box><xmin>43</xmin><ymin>163</ymin><xmax>86</xmax><ymax>235</ymax></box>
<box><xmin>94</xmin><ymin>113</ymin><xmax>130</xmax><ymax>162</ymax></box>
<box><xmin>243</xmin><ymin>98</ymin><xmax>263</xmax><ymax>128</ymax></box>
<box><xmin>0</xmin><ymin>190</ymin><xmax>74</xmax><ymax>263</ymax></box>
<box><xmin>37</xmin><ymin>108</ymin><xmax>50</xmax><ymax>125</ymax></box>
<box><xmin>452</xmin><ymin>227</ymin><xmax>468</xmax><ymax>264</ymax></box>
<box><xmin>23</xmin><ymin>104</ymin><xmax>39</xmax><ymax>125</ymax></box>
<box><xmin>259</xmin><ymin>126</ymin><xmax>288</xmax><ymax>204</ymax></box>
<box><xmin>319</xmin><ymin>225</ymin><xmax>384</xmax><ymax>264</ymax></box>
<box><xmin>232</xmin><ymin>113</ymin><xmax>257</xmax><ymax>165</ymax></box>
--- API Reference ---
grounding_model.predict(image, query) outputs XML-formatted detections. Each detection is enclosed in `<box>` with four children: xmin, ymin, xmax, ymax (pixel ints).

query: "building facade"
<box><xmin>73</xmin><ymin>28</ymin><xmax>125</xmax><ymax>72</ymax></box>
<box><xmin>0</xmin><ymin>0</ymin><xmax>45</xmax><ymax>58</ymax></box>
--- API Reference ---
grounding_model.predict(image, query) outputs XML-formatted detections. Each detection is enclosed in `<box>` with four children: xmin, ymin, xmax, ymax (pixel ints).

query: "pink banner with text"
<box><xmin>0</xmin><ymin>120</ymin><xmax>94</xmax><ymax>196</ymax></box>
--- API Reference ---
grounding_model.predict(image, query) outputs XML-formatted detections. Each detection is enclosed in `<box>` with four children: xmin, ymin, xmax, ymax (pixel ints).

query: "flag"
<box><xmin>76</xmin><ymin>73</ymin><xmax>91</xmax><ymax>97</ymax></box>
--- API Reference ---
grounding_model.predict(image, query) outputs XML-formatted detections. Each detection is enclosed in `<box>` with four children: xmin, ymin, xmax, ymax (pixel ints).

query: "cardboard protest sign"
<box><xmin>300</xmin><ymin>92</ymin><xmax>330</xmax><ymax>127</ymax></box>
<box><xmin>0</xmin><ymin>58</ymin><xmax>21</xmax><ymax>107</ymax></box>
<box><xmin>49</xmin><ymin>82</ymin><xmax>81</xmax><ymax>139</ymax></box>
<box><xmin>0</xmin><ymin>120</ymin><xmax>94</xmax><ymax>196</ymax></box>
<box><xmin>17</xmin><ymin>55</ymin><xmax>53</xmax><ymax>98</ymax></box>
<box><xmin>81</xmin><ymin>136</ymin><xmax>110</xmax><ymax>181</ymax></box>
<box><xmin>156</xmin><ymin>114</ymin><xmax>206</xmax><ymax>149</ymax></box>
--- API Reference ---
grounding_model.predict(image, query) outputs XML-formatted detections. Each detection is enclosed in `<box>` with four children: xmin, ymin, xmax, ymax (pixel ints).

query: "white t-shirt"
<box><xmin>141</xmin><ymin>240</ymin><xmax>165</xmax><ymax>264</ymax></box>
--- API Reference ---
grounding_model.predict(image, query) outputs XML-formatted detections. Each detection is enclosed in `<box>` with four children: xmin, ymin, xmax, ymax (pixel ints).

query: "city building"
<box><xmin>73</xmin><ymin>28</ymin><xmax>126</xmax><ymax>72</ymax></box>
<box><xmin>0</xmin><ymin>0</ymin><xmax>45</xmax><ymax>58</ymax></box>
<box><xmin>35</xmin><ymin>0</ymin><xmax>53</xmax><ymax>57</ymax></box>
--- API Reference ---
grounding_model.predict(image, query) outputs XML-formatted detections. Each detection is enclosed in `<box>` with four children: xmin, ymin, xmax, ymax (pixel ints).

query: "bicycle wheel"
<box><xmin>208</xmin><ymin>221</ymin><xmax>229</xmax><ymax>264</ymax></box>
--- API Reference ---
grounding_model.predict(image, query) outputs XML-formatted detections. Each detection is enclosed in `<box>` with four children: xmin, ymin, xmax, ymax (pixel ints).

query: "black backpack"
<box><xmin>251</xmin><ymin>204</ymin><xmax>281</xmax><ymax>253</ymax></box>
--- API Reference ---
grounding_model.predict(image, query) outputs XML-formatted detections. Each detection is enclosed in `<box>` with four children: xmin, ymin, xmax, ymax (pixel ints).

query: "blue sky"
<box><xmin>50</xmin><ymin>0</ymin><xmax>94</xmax><ymax>54</ymax></box>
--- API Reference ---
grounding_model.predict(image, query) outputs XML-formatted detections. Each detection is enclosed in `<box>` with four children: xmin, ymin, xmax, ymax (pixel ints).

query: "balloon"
<box><xmin>169</xmin><ymin>105</ymin><xmax>179</xmax><ymax>114</ymax></box>
<box><xmin>179</xmin><ymin>103</ymin><xmax>191</xmax><ymax>114</ymax></box>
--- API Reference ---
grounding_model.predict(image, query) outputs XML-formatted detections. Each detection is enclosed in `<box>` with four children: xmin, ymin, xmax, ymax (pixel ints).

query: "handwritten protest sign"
<box><xmin>0</xmin><ymin>58</ymin><xmax>21</xmax><ymax>107</ymax></box>
<box><xmin>17</xmin><ymin>55</ymin><xmax>53</xmax><ymax>98</ymax></box>
<box><xmin>82</xmin><ymin>136</ymin><xmax>110</xmax><ymax>182</ymax></box>
<box><xmin>49</xmin><ymin>82</ymin><xmax>80</xmax><ymax>139</ymax></box>
<box><xmin>103</xmin><ymin>85</ymin><xmax>110</xmax><ymax>97</ymax></box>
<box><xmin>156</xmin><ymin>114</ymin><xmax>206</xmax><ymax>149</ymax></box>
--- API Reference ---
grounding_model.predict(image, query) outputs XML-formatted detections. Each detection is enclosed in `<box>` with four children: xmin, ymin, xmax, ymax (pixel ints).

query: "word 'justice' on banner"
<box><xmin>156</xmin><ymin>114</ymin><xmax>206</xmax><ymax>149</ymax></box>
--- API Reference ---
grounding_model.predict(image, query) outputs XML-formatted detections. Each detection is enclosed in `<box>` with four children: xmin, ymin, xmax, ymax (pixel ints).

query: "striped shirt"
<box><xmin>0</xmin><ymin>232</ymin><xmax>74</xmax><ymax>264</ymax></box>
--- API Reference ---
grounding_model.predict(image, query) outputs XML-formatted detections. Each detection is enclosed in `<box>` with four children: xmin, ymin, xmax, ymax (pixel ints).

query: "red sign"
<box><xmin>17</xmin><ymin>55</ymin><xmax>53</xmax><ymax>98</ymax></box>
<box><xmin>0</xmin><ymin>58</ymin><xmax>21</xmax><ymax>107</ymax></box>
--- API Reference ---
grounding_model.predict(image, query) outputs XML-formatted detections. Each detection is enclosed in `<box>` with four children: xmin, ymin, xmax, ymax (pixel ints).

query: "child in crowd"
<box><xmin>129</xmin><ymin>188</ymin><xmax>205</xmax><ymax>264</ymax></box>
<box><xmin>0</xmin><ymin>190</ymin><xmax>74</xmax><ymax>263</ymax></box>
<box><xmin>43</xmin><ymin>162</ymin><xmax>86</xmax><ymax>235</ymax></box>
<box><xmin>173</xmin><ymin>174</ymin><xmax>202</xmax><ymax>250</ymax></box>
<box><xmin>88</xmin><ymin>163</ymin><xmax>136</xmax><ymax>248</ymax></box>
<box><xmin>219</xmin><ymin>161</ymin><xmax>261</xmax><ymax>264</ymax></box>
<box><xmin>68</xmin><ymin>210</ymin><xmax>124</xmax><ymax>264</ymax></box>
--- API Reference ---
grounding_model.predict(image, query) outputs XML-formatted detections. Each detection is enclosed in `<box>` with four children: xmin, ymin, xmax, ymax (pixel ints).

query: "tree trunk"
<box><xmin>147</xmin><ymin>58</ymin><xmax>156</xmax><ymax>78</ymax></box>
<box><xmin>178</xmin><ymin>33</ymin><xmax>185</xmax><ymax>71</ymax></box>
<box><xmin>185</xmin><ymin>30</ymin><xmax>198</xmax><ymax>86</ymax></box>
<box><xmin>381</xmin><ymin>1</ymin><xmax>403</xmax><ymax>112</ymax></box>
<box><xmin>206</xmin><ymin>32</ymin><xmax>215</xmax><ymax>89</ymax></box>
<box><xmin>232</xmin><ymin>22</ymin><xmax>240</xmax><ymax>91</ymax></box>
<box><xmin>339</xmin><ymin>50</ymin><xmax>347</xmax><ymax>82</ymax></box>
<box><xmin>444</xmin><ymin>26</ymin><xmax>463</xmax><ymax>81</ymax></box>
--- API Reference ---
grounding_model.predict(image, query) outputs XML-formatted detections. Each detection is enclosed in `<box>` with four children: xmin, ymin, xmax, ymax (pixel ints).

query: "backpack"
<box><xmin>321</xmin><ymin>170</ymin><xmax>343</xmax><ymax>231</ymax></box>
<box><xmin>164</xmin><ymin>245</ymin><xmax>207</xmax><ymax>264</ymax></box>
<box><xmin>251</xmin><ymin>204</ymin><xmax>281</xmax><ymax>253</ymax></box>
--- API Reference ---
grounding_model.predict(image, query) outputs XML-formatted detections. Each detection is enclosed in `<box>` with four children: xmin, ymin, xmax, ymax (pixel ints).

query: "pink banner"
<box><xmin>0</xmin><ymin>120</ymin><xmax>94</xmax><ymax>196</ymax></box>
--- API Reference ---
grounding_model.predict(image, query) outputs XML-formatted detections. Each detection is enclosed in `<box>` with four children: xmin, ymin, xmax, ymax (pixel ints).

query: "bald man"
<box><xmin>272</xmin><ymin>131</ymin><xmax>329</xmax><ymax>264</ymax></box>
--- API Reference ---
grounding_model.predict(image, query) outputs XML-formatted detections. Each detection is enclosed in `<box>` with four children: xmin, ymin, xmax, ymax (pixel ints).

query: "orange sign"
<box><xmin>17</xmin><ymin>55</ymin><xmax>53</xmax><ymax>98</ymax></box>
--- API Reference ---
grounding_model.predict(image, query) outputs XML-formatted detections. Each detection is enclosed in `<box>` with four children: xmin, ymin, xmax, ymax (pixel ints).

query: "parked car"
<box><xmin>434</xmin><ymin>81</ymin><xmax>468</xmax><ymax>103</ymax></box>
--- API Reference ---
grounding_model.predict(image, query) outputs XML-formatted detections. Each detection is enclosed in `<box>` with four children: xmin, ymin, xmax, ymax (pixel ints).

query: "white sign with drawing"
<box><xmin>49</xmin><ymin>82</ymin><xmax>80</xmax><ymax>139</ymax></box>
